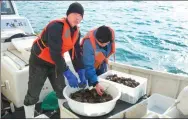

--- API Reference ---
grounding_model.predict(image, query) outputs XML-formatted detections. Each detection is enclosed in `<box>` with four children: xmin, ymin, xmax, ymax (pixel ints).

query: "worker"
<box><xmin>23</xmin><ymin>2</ymin><xmax>87</xmax><ymax>118</ymax></box>
<box><xmin>80</xmin><ymin>25</ymin><xmax>115</xmax><ymax>96</ymax></box>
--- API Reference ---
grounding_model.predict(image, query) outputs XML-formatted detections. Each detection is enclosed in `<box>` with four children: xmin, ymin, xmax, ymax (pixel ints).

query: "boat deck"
<box><xmin>1</xmin><ymin>94</ymin><xmax>60</xmax><ymax>119</ymax></box>
<box><xmin>1</xmin><ymin>95</ymin><xmax>147</xmax><ymax>119</ymax></box>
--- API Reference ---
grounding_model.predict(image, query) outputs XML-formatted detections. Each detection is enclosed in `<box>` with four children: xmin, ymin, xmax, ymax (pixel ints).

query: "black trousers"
<box><xmin>24</xmin><ymin>49</ymin><xmax>66</xmax><ymax>106</ymax></box>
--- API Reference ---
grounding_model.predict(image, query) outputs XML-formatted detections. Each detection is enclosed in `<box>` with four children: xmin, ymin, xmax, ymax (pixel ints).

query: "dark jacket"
<box><xmin>32</xmin><ymin>19</ymin><xmax>84</xmax><ymax>73</ymax></box>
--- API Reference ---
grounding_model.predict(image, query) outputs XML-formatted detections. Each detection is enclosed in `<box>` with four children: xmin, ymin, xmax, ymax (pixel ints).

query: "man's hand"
<box><xmin>77</xmin><ymin>69</ymin><xmax>87</xmax><ymax>88</ymax></box>
<box><xmin>63</xmin><ymin>68</ymin><xmax>79</xmax><ymax>88</ymax></box>
<box><xmin>95</xmin><ymin>83</ymin><xmax>104</xmax><ymax>96</ymax></box>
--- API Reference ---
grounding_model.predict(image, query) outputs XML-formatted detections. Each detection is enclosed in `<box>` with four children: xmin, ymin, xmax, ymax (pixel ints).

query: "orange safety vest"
<box><xmin>81</xmin><ymin>27</ymin><xmax>115</xmax><ymax>69</ymax></box>
<box><xmin>33</xmin><ymin>17</ymin><xmax>79</xmax><ymax>64</ymax></box>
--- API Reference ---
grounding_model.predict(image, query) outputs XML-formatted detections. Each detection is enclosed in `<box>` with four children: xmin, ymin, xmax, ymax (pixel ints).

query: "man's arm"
<box><xmin>83</xmin><ymin>39</ymin><xmax>98</xmax><ymax>86</ymax></box>
<box><xmin>47</xmin><ymin>22</ymin><xmax>68</xmax><ymax>73</ymax></box>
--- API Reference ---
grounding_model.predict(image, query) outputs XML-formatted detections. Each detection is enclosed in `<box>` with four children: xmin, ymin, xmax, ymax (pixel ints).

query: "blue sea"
<box><xmin>15</xmin><ymin>1</ymin><xmax>188</xmax><ymax>76</ymax></box>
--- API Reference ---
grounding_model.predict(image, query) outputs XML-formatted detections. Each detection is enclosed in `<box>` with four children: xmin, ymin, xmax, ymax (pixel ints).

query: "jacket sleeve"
<box><xmin>83</xmin><ymin>39</ymin><xmax>98</xmax><ymax>86</ymax></box>
<box><xmin>47</xmin><ymin>22</ymin><xmax>68</xmax><ymax>73</ymax></box>
<box><xmin>68</xmin><ymin>31</ymin><xmax>84</xmax><ymax>72</ymax></box>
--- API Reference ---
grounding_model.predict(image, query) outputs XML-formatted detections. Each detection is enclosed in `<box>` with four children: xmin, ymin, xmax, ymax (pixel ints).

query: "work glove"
<box><xmin>63</xmin><ymin>68</ymin><xmax>79</xmax><ymax>88</ymax></box>
<box><xmin>77</xmin><ymin>69</ymin><xmax>87</xmax><ymax>88</ymax></box>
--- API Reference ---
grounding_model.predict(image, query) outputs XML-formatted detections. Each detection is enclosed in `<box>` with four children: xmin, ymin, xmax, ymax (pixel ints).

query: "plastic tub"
<box><xmin>63</xmin><ymin>79</ymin><xmax>121</xmax><ymax>117</ymax></box>
<box><xmin>147</xmin><ymin>93</ymin><xmax>175</xmax><ymax>114</ymax></box>
<box><xmin>99</xmin><ymin>70</ymin><xmax>147</xmax><ymax>104</ymax></box>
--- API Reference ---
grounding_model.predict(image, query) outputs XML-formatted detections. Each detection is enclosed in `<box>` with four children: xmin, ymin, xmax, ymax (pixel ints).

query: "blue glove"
<box><xmin>63</xmin><ymin>68</ymin><xmax>79</xmax><ymax>88</ymax></box>
<box><xmin>77</xmin><ymin>69</ymin><xmax>87</xmax><ymax>88</ymax></box>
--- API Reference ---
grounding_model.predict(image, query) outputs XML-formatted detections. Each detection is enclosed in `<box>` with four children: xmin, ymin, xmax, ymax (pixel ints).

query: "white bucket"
<box><xmin>63</xmin><ymin>79</ymin><xmax>121</xmax><ymax>117</ymax></box>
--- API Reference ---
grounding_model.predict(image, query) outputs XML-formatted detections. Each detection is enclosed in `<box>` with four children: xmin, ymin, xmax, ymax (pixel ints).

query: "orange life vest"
<box><xmin>80</xmin><ymin>27</ymin><xmax>115</xmax><ymax>69</ymax></box>
<box><xmin>33</xmin><ymin>17</ymin><xmax>79</xmax><ymax>64</ymax></box>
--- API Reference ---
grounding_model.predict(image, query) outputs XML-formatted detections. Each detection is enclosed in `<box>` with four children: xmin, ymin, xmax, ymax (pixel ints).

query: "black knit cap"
<box><xmin>96</xmin><ymin>25</ymin><xmax>112</xmax><ymax>43</ymax></box>
<box><xmin>66</xmin><ymin>2</ymin><xmax>84</xmax><ymax>17</ymax></box>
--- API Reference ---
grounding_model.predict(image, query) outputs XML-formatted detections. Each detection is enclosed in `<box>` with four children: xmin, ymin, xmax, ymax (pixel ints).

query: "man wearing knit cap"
<box><xmin>80</xmin><ymin>25</ymin><xmax>116</xmax><ymax>96</ymax></box>
<box><xmin>23</xmin><ymin>2</ymin><xmax>86</xmax><ymax>118</ymax></box>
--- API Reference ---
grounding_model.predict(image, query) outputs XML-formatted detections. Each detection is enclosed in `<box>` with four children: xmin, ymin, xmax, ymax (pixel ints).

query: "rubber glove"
<box><xmin>77</xmin><ymin>69</ymin><xmax>87</xmax><ymax>88</ymax></box>
<box><xmin>63</xmin><ymin>68</ymin><xmax>79</xmax><ymax>88</ymax></box>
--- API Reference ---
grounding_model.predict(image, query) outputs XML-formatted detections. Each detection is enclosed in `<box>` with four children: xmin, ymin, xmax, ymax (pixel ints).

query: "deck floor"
<box><xmin>1</xmin><ymin>94</ymin><xmax>147</xmax><ymax>119</ymax></box>
<box><xmin>1</xmin><ymin>95</ymin><xmax>60</xmax><ymax>119</ymax></box>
